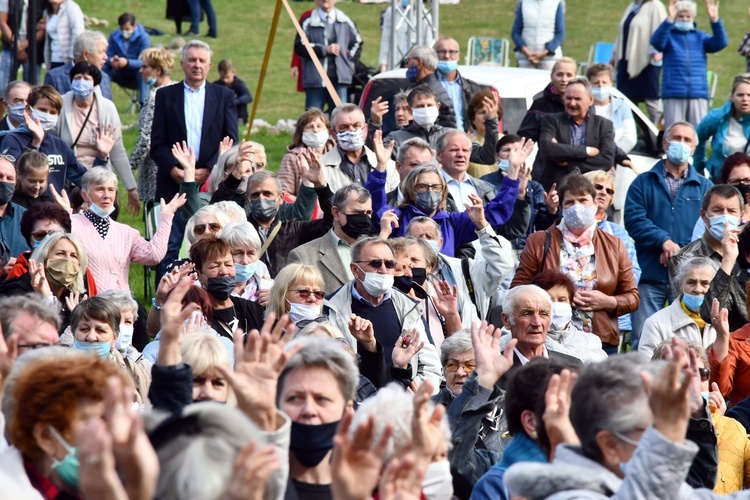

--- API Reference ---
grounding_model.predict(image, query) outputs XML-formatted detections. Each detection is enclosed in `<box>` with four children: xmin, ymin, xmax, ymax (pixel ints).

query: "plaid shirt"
<box><xmin>567</xmin><ymin>113</ymin><xmax>588</xmax><ymax>146</ymax></box>
<box><xmin>663</xmin><ymin>164</ymin><xmax>689</xmax><ymax>201</ymax></box>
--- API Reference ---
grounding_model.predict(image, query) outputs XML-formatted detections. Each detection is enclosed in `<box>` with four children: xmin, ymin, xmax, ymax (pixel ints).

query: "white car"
<box><xmin>359</xmin><ymin>66</ymin><xmax>662</xmax><ymax>220</ymax></box>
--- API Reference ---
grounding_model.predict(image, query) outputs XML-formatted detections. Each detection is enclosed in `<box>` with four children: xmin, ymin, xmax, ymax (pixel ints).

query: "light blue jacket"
<box><xmin>694</xmin><ymin>100</ymin><xmax>750</xmax><ymax>179</ymax></box>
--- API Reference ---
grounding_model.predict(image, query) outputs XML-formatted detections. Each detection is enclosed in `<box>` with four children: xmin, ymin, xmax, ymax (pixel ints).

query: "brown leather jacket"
<box><xmin>511</xmin><ymin>225</ymin><xmax>640</xmax><ymax>346</ymax></box>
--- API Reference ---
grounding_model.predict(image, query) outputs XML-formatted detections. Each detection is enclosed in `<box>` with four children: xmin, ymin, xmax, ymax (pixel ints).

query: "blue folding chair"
<box><xmin>578</xmin><ymin>42</ymin><xmax>616</xmax><ymax>74</ymax></box>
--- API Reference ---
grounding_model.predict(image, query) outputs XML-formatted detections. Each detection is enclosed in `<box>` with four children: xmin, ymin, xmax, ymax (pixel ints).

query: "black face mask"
<box><xmin>0</xmin><ymin>181</ymin><xmax>13</xmax><ymax>205</ymax></box>
<box><xmin>205</xmin><ymin>275</ymin><xmax>236</xmax><ymax>301</ymax></box>
<box><xmin>393</xmin><ymin>275</ymin><xmax>414</xmax><ymax>294</ymax></box>
<box><xmin>412</xmin><ymin>267</ymin><xmax>427</xmax><ymax>286</ymax></box>
<box><xmin>290</xmin><ymin>420</ymin><xmax>339</xmax><ymax>468</ymax></box>
<box><xmin>735</xmin><ymin>183</ymin><xmax>750</xmax><ymax>203</ymax></box>
<box><xmin>340</xmin><ymin>213</ymin><xmax>373</xmax><ymax>239</ymax></box>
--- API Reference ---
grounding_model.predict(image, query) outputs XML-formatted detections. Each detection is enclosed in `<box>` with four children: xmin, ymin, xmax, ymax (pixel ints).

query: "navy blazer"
<box><xmin>43</xmin><ymin>61</ymin><xmax>113</xmax><ymax>100</ymax></box>
<box><xmin>150</xmin><ymin>80</ymin><xmax>238</xmax><ymax>200</ymax></box>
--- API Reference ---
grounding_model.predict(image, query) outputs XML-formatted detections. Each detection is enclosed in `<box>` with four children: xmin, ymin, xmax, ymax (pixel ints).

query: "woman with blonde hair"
<box><xmin>131</xmin><ymin>47</ymin><xmax>177</xmax><ymax>201</ymax></box>
<box><xmin>181</xmin><ymin>332</ymin><xmax>235</xmax><ymax>404</ymax></box>
<box><xmin>267</xmin><ymin>263</ymin><xmax>326</xmax><ymax>327</ymax></box>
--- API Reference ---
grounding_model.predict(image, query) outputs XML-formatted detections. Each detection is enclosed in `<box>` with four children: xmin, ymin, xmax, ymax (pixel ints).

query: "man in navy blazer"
<box><xmin>150</xmin><ymin>40</ymin><xmax>238</xmax><ymax>200</ymax></box>
<box><xmin>44</xmin><ymin>31</ymin><xmax>113</xmax><ymax>100</ymax></box>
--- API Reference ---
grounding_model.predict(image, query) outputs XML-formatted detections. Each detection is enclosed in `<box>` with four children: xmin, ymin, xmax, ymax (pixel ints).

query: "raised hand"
<box><xmin>48</xmin><ymin>184</ymin><xmax>72</xmax><ymax>214</ymax></box>
<box><xmin>668</xmin><ymin>0</ymin><xmax>678</xmax><ymax>20</ymax></box>
<box><xmin>159</xmin><ymin>192</ymin><xmax>187</xmax><ymax>215</ymax></box>
<box><xmin>545</xmin><ymin>183</ymin><xmax>559</xmax><ymax>213</ymax></box>
<box><xmin>331</xmin><ymin>409</ymin><xmax>393</xmax><ymax>500</ymax></box>
<box><xmin>720</xmin><ymin>221</ymin><xmax>740</xmax><ymax>275</ymax></box>
<box><xmin>464</xmin><ymin>192</ymin><xmax>487</xmax><ymax>229</ymax></box>
<box><xmin>377</xmin><ymin>453</ymin><xmax>425</xmax><ymax>500</ymax></box>
<box><xmin>64</xmin><ymin>291</ymin><xmax>87</xmax><ymax>312</ymax></box>
<box><xmin>24</xmin><ymin>110</ymin><xmax>44</xmax><ymax>146</ymax></box>
<box><xmin>218</xmin><ymin>136</ymin><xmax>235</xmax><ymax>158</ymax></box>
<box><xmin>75</xmin><ymin>418</ymin><xmax>129</xmax><ymax>500</ymax></box>
<box><xmin>411</xmin><ymin>379</ymin><xmax>445</xmax><ymax>464</ymax></box>
<box><xmin>710</xmin><ymin>297</ymin><xmax>730</xmax><ymax>364</ymax></box>
<box><xmin>706</xmin><ymin>0</ymin><xmax>719</xmax><ymax>22</ymax></box>
<box><xmin>216</xmin><ymin>313</ymin><xmax>300</xmax><ymax>431</ymax></box>
<box><xmin>348</xmin><ymin>314</ymin><xmax>377</xmax><ymax>352</ymax></box>
<box><xmin>379</xmin><ymin>209</ymin><xmax>399</xmax><ymax>238</ymax></box>
<box><xmin>158</xmin><ymin>277</ymin><xmax>201</xmax><ymax>366</ymax></box>
<box><xmin>370</xmin><ymin>96</ymin><xmax>389</xmax><ymax>127</ymax></box>
<box><xmin>471</xmin><ymin>320</ymin><xmax>516</xmax><ymax>389</ymax></box>
<box><xmin>226</xmin><ymin>441</ymin><xmax>280</xmax><ymax>500</ymax></box>
<box><xmin>483</xmin><ymin>93</ymin><xmax>499</xmax><ymax>121</ymax></box>
<box><xmin>542</xmin><ymin>369</ymin><xmax>579</xmax><ymax>459</ymax></box>
<box><xmin>432</xmin><ymin>280</ymin><xmax>459</xmax><ymax>319</ymax></box>
<box><xmin>95</xmin><ymin>123</ymin><xmax>120</xmax><ymax>159</ymax></box>
<box><xmin>28</xmin><ymin>259</ymin><xmax>52</xmax><ymax>298</ymax></box>
<box><xmin>392</xmin><ymin>329</ymin><xmax>425</xmax><ymax>370</ymax></box>
<box><xmin>171</xmin><ymin>141</ymin><xmax>196</xmax><ymax>173</ymax></box>
<box><xmin>372</xmin><ymin>129</ymin><xmax>395</xmax><ymax>171</ymax></box>
<box><xmin>506</xmin><ymin>138</ymin><xmax>535</xmax><ymax>180</ymax></box>
<box><xmin>708</xmin><ymin>382</ymin><xmax>726</xmax><ymax>416</ymax></box>
<box><xmin>301</xmin><ymin>147</ymin><xmax>326</xmax><ymax>187</ymax></box>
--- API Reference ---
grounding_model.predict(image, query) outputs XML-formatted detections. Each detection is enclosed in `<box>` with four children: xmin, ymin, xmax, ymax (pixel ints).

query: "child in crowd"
<box><xmin>214</xmin><ymin>59</ymin><xmax>253</xmax><ymax>125</ymax></box>
<box><xmin>12</xmin><ymin>150</ymin><xmax>50</xmax><ymax>209</ymax></box>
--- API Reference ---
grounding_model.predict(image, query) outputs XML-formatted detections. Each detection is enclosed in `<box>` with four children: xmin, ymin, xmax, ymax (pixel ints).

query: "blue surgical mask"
<box><xmin>235</xmin><ymin>262</ymin><xmax>258</xmax><ymax>283</ymax></box>
<box><xmin>48</xmin><ymin>426</ymin><xmax>79</xmax><ymax>490</ymax></box>
<box><xmin>436</xmin><ymin>60</ymin><xmax>458</xmax><ymax>75</ymax></box>
<box><xmin>72</xmin><ymin>339</ymin><xmax>111</xmax><ymax>359</ymax></box>
<box><xmin>498</xmin><ymin>159</ymin><xmax>510</xmax><ymax>173</ymax></box>
<box><xmin>682</xmin><ymin>292</ymin><xmax>705</xmax><ymax>313</ymax></box>
<box><xmin>428</xmin><ymin>239</ymin><xmax>440</xmax><ymax>253</ymax></box>
<box><xmin>146</xmin><ymin>76</ymin><xmax>157</xmax><ymax>87</ymax></box>
<box><xmin>8</xmin><ymin>103</ymin><xmax>25</xmax><ymax>124</ymax></box>
<box><xmin>592</xmin><ymin>86</ymin><xmax>611</xmax><ymax>103</ymax></box>
<box><xmin>406</xmin><ymin>65</ymin><xmax>419</xmax><ymax>83</ymax></box>
<box><xmin>666</xmin><ymin>141</ymin><xmax>692</xmax><ymax>165</ymax></box>
<box><xmin>88</xmin><ymin>202</ymin><xmax>115</xmax><ymax>219</ymax></box>
<box><xmin>708</xmin><ymin>214</ymin><xmax>740</xmax><ymax>241</ymax></box>
<box><xmin>675</xmin><ymin>21</ymin><xmax>693</xmax><ymax>31</ymax></box>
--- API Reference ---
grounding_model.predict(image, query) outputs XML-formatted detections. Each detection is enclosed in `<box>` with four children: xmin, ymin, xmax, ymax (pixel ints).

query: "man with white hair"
<box><xmin>499</xmin><ymin>284</ymin><xmax>581</xmax><ymax>387</ymax></box>
<box><xmin>405</xmin><ymin>45</ymin><xmax>456</xmax><ymax>129</ymax></box>
<box><xmin>150</xmin><ymin>40</ymin><xmax>238</xmax><ymax>201</ymax></box>
<box><xmin>44</xmin><ymin>31</ymin><xmax>113</xmax><ymax>100</ymax></box>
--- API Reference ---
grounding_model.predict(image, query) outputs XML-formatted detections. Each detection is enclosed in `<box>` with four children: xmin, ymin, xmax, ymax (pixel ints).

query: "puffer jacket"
<box><xmin>711</xmin><ymin>407</ymin><xmax>750</xmax><ymax>494</ymax></box>
<box><xmin>694</xmin><ymin>100</ymin><xmax>750</xmax><ymax>179</ymax></box>
<box><xmin>651</xmin><ymin>19</ymin><xmax>728</xmax><ymax>99</ymax></box>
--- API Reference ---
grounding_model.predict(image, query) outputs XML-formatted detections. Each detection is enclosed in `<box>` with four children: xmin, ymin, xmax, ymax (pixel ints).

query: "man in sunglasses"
<box><xmin>324</xmin><ymin>236</ymin><xmax>442</xmax><ymax>392</ymax></box>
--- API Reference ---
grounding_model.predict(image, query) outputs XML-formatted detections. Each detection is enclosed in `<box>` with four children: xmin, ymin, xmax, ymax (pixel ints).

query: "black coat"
<box><xmin>518</xmin><ymin>83</ymin><xmax>566</xmax><ymax>181</ymax></box>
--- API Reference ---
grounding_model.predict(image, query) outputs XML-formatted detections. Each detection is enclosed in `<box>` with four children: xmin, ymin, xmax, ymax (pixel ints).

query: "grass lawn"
<box><xmin>78</xmin><ymin>0</ymin><xmax>750</xmax><ymax>302</ymax></box>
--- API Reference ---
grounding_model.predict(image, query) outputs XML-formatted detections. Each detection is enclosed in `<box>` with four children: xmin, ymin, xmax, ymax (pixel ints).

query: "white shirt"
<box><xmin>184</xmin><ymin>80</ymin><xmax>206</xmax><ymax>160</ymax></box>
<box><xmin>724</xmin><ymin>117</ymin><xmax>748</xmax><ymax>155</ymax></box>
<box><xmin>317</xmin><ymin>8</ymin><xmax>335</xmax><ymax>23</ymax></box>
<box><xmin>514</xmin><ymin>345</ymin><xmax>549</xmax><ymax>365</ymax></box>
<box><xmin>441</xmin><ymin>169</ymin><xmax>477</xmax><ymax>212</ymax></box>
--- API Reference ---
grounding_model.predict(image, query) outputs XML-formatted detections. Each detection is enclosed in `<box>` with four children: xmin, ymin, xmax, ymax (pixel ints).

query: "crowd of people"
<box><xmin>4</xmin><ymin>0</ymin><xmax>750</xmax><ymax>498</ymax></box>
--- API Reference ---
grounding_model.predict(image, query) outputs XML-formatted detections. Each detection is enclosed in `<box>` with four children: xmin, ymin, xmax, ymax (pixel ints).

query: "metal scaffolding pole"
<box><xmin>385</xmin><ymin>0</ymin><xmax>439</xmax><ymax>71</ymax></box>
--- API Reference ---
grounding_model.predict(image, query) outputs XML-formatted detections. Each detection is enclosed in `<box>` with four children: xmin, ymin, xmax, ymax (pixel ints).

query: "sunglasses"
<box><xmin>699</xmin><ymin>367</ymin><xmax>710</xmax><ymax>382</ymax></box>
<box><xmin>445</xmin><ymin>360</ymin><xmax>477</xmax><ymax>373</ymax></box>
<box><xmin>296</xmin><ymin>316</ymin><xmax>328</xmax><ymax>329</ymax></box>
<box><xmin>291</xmin><ymin>289</ymin><xmax>326</xmax><ymax>300</ymax></box>
<box><xmin>594</xmin><ymin>183</ymin><xmax>615</xmax><ymax>195</ymax></box>
<box><xmin>194</xmin><ymin>222</ymin><xmax>222</xmax><ymax>235</ymax></box>
<box><xmin>355</xmin><ymin>259</ymin><xmax>397</xmax><ymax>270</ymax></box>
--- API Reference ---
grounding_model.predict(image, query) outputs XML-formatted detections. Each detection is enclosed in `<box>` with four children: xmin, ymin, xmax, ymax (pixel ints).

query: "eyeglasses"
<box><xmin>414</xmin><ymin>183</ymin><xmax>444</xmax><ymax>193</ymax></box>
<box><xmin>699</xmin><ymin>367</ymin><xmax>710</xmax><ymax>382</ymax></box>
<box><xmin>291</xmin><ymin>289</ymin><xmax>326</xmax><ymax>300</ymax></box>
<box><xmin>17</xmin><ymin>342</ymin><xmax>52</xmax><ymax>350</ymax></box>
<box><xmin>445</xmin><ymin>359</ymin><xmax>477</xmax><ymax>373</ymax></box>
<box><xmin>436</xmin><ymin>50</ymin><xmax>460</xmax><ymax>57</ymax></box>
<box><xmin>594</xmin><ymin>183</ymin><xmax>615</xmax><ymax>195</ymax></box>
<box><xmin>31</xmin><ymin>230</ymin><xmax>53</xmax><ymax>242</ymax></box>
<box><xmin>729</xmin><ymin>178</ymin><xmax>750</xmax><ymax>186</ymax></box>
<box><xmin>0</xmin><ymin>153</ymin><xmax>15</xmax><ymax>163</ymax></box>
<box><xmin>194</xmin><ymin>223</ymin><xmax>222</xmax><ymax>235</ymax></box>
<box><xmin>355</xmin><ymin>259</ymin><xmax>397</xmax><ymax>270</ymax></box>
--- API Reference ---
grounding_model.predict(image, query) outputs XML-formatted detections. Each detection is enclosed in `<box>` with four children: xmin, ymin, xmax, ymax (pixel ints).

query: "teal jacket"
<box><xmin>694</xmin><ymin>100</ymin><xmax>750</xmax><ymax>179</ymax></box>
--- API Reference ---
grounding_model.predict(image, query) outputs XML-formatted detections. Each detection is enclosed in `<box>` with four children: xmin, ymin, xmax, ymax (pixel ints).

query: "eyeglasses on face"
<box><xmin>699</xmin><ymin>367</ymin><xmax>710</xmax><ymax>382</ymax></box>
<box><xmin>445</xmin><ymin>359</ymin><xmax>477</xmax><ymax>373</ymax></box>
<box><xmin>194</xmin><ymin>223</ymin><xmax>222</xmax><ymax>235</ymax></box>
<box><xmin>729</xmin><ymin>178</ymin><xmax>750</xmax><ymax>186</ymax></box>
<box><xmin>355</xmin><ymin>259</ymin><xmax>397</xmax><ymax>270</ymax></box>
<box><xmin>414</xmin><ymin>183</ymin><xmax>444</xmax><ymax>193</ymax></box>
<box><xmin>436</xmin><ymin>50</ymin><xmax>460</xmax><ymax>57</ymax></box>
<box><xmin>594</xmin><ymin>183</ymin><xmax>615</xmax><ymax>196</ymax></box>
<box><xmin>291</xmin><ymin>289</ymin><xmax>326</xmax><ymax>300</ymax></box>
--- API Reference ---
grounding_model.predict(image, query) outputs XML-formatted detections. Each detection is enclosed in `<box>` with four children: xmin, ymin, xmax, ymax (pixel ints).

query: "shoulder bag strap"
<box><xmin>71</xmin><ymin>101</ymin><xmax>95</xmax><ymax>149</ymax></box>
<box><xmin>260</xmin><ymin>221</ymin><xmax>282</xmax><ymax>256</ymax></box>
<box><xmin>540</xmin><ymin>229</ymin><xmax>551</xmax><ymax>270</ymax></box>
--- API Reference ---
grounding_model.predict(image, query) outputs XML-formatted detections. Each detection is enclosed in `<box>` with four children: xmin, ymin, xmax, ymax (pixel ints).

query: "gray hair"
<box><xmin>181</xmin><ymin>39</ymin><xmax>212</xmax><ymax>62</ymax></box>
<box><xmin>665</xmin><ymin>120</ymin><xmax>698</xmax><ymax>143</ymax></box>
<box><xmin>30</xmin><ymin>232</ymin><xmax>87</xmax><ymax>293</ymax></box>
<box><xmin>292</xmin><ymin>321</ymin><xmax>345</xmax><ymax>341</ymax></box>
<box><xmin>4</xmin><ymin>80</ymin><xmax>30</xmax><ymax>101</ymax></box>
<box><xmin>502</xmin><ymin>285</ymin><xmax>553</xmax><ymax>326</ymax></box>
<box><xmin>405</xmin><ymin>216</ymin><xmax>442</xmax><ymax>240</ymax></box>
<box><xmin>279</xmin><ymin>337</ymin><xmax>359</xmax><ymax>403</ymax></box>
<box><xmin>570</xmin><ymin>352</ymin><xmax>658</xmax><ymax>463</ymax></box>
<box><xmin>566</xmin><ymin>76</ymin><xmax>593</xmax><ymax>96</ymax></box>
<box><xmin>185</xmin><ymin>205</ymin><xmax>231</xmax><ymax>244</ymax></box>
<box><xmin>404</xmin><ymin>236</ymin><xmax>439</xmax><ymax>272</ymax></box>
<box><xmin>331</xmin><ymin>103</ymin><xmax>365</xmax><ymax>129</ymax></box>
<box><xmin>147</xmin><ymin>403</ymin><xmax>282</xmax><ymax>500</ymax></box>
<box><xmin>397</xmin><ymin>137</ymin><xmax>433</xmax><ymax>165</ymax></box>
<box><xmin>73</xmin><ymin>30</ymin><xmax>107</xmax><ymax>60</ymax></box>
<box><xmin>332</xmin><ymin>184</ymin><xmax>371</xmax><ymax>210</ymax></box>
<box><xmin>0</xmin><ymin>294</ymin><xmax>61</xmax><ymax>339</ymax></box>
<box><xmin>96</xmin><ymin>290</ymin><xmax>139</xmax><ymax>321</ymax></box>
<box><xmin>440</xmin><ymin>329</ymin><xmax>473</xmax><ymax>365</ymax></box>
<box><xmin>213</xmin><ymin>200</ymin><xmax>247</xmax><ymax>222</ymax></box>
<box><xmin>675</xmin><ymin>256</ymin><xmax>719</xmax><ymax>294</ymax></box>
<box><xmin>436</xmin><ymin>129</ymin><xmax>471</xmax><ymax>155</ymax></box>
<box><xmin>350</xmin><ymin>236</ymin><xmax>395</xmax><ymax>264</ymax></box>
<box><xmin>409</xmin><ymin>45</ymin><xmax>438</xmax><ymax>71</ymax></box>
<box><xmin>81</xmin><ymin>166</ymin><xmax>117</xmax><ymax>192</ymax></box>
<box><xmin>674</xmin><ymin>0</ymin><xmax>697</xmax><ymax>16</ymax></box>
<box><xmin>220</xmin><ymin>221</ymin><xmax>261</xmax><ymax>252</ymax></box>
<box><xmin>246</xmin><ymin>170</ymin><xmax>282</xmax><ymax>198</ymax></box>
<box><xmin>393</xmin><ymin>89</ymin><xmax>410</xmax><ymax>107</ymax></box>
<box><xmin>207</xmin><ymin>145</ymin><xmax>240</xmax><ymax>194</ymax></box>
<box><xmin>350</xmin><ymin>383</ymin><xmax>451</xmax><ymax>462</ymax></box>
<box><xmin>400</xmin><ymin>163</ymin><xmax>446</xmax><ymax>209</ymax></box>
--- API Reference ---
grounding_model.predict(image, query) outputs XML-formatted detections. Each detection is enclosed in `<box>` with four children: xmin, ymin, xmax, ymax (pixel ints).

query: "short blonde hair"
<box><xmin>583</xmin><ymin>170</ymin><xmax>616</xmax><ymax>207</ymax></box>
<box><xmin>267</xmin><ymin>264</ymin><xmax>324</xmax><ymax>319</ymax></box>
<box><xmin>181</xmin><ymin>333</ymin><xmax>232</xmax><ymax>376</ymax></box>
<box><xmin>140</xmin><ymin>47</ymin><xmax>175</xmax><ymax>76</ymax></box>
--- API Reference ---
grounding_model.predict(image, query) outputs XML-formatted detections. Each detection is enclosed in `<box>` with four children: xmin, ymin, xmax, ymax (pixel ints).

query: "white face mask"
<box><xmin>302</xmin><ymin>130</ymin><xmax>330</xmax><ymax>150</ymax></box>
<box><xmin>422</xmin><ymin>459</ymin><xmax>454</xmax><ymax>500</ymax></box>
<box><xmin>357</xmin><ymin>266</ymin><xmax>394</xmax><ymax>297</ymax></box>
<box><xmin>551</xmin><ymin>302</ymin><xmax>572</xmax><ymax>331</ymax></box>
<box><xmin>32</xmin><ymin>108</ymin><xmax>58</xmax><ymax>131</ymax></box>
<box><xmin>411</xmin><ymin>106</ymin><xmax>439</xmax><ymax>128</ymax></box>
<box><xmin>337</xmin><ymin>129</ymin><xmax>366</xmax><ymax>152</ymax></box>
<box><xmin>116</xmin><ymin>324</ymin><xmax>134</xmax><ymax>352</ymax></box>
<box><xmin>286</xmin><ymin>301</ymin><xmax>321</xmax><ymax>324</ymax></box>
